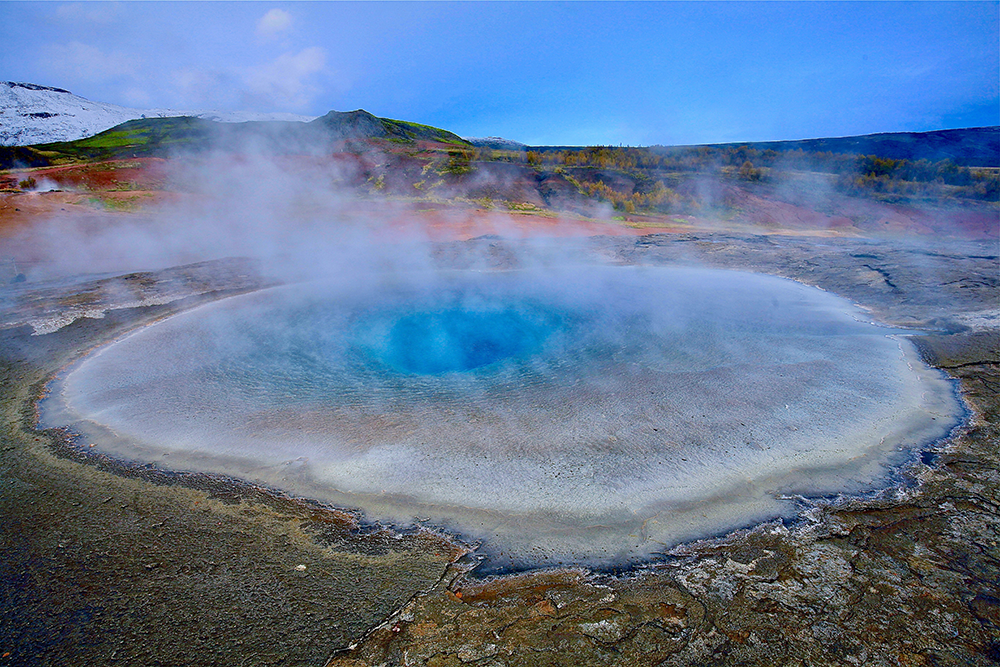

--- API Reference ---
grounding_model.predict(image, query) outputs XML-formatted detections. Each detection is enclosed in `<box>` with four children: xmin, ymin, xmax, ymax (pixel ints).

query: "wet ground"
<box><xmin>1</xmin><ymin>234</ymin><xmax>998</xmax><ymax>666</ymax></box>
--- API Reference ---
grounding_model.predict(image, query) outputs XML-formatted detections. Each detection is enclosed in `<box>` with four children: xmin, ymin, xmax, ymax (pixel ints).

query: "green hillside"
<box><xmin>0</xmin><ymin>111</ymin><xmax>469</xmax><ymax>167</ymax></box>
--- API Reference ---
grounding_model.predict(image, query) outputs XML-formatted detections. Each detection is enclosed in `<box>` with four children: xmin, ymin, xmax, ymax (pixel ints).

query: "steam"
<box><xmin>8</xmin><ymin>141</ymin><xmax>633</xmax><ymax>285</ymax></box>
<box><xmin>11</xmin><ymin>149</ymin><xmax>417</xmax><ymax>281</ymax></box>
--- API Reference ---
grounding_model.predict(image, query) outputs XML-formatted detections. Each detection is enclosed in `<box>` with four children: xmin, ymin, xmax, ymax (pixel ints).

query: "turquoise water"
<box><xmin>377</xmin><ymin>307</ymin><xmax>555</xmax><ymax>374</ymax></box>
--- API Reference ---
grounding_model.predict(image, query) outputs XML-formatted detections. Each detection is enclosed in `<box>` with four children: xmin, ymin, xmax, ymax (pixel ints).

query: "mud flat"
<box><xmin>1</xmin><ymin>235</ymin><xmax>998</xmax><ymax>666</ymax></box>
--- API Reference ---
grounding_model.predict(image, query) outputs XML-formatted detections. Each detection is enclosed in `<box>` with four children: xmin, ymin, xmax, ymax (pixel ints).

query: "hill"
<box><xmin>312</xmin><ymin>109</ymin><xmax>469</xmax><ymax>145</ymax></box>
<box><xmin>0</xmin><ymin>110</ymin><xmax>469</xmax><ymax>167</ymax></box>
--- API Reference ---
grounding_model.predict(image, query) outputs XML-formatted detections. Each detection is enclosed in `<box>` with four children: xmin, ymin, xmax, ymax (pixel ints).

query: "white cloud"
<box><xmin>244</xmin><ymin>47</ymin><xmax>327</xmax><ymax>109</ymax></box>
<box><xmin>43</xmin><ymin>41</ymin><xmax>140</xmax><ymax>83</ymax></box>
<box><xmin>168</xmin><ymin>47</ymin><xmax>328</xmax><ymax>112</ymax></box>
<box><xmin>170</xmin><ymin>68</ymin><xmax>244</xmax><ymax>110</ymax></box>
<box><xmin>256</xmin><ymin>8</ymin><xmax>293</xmax><ymax>40</ymax></box>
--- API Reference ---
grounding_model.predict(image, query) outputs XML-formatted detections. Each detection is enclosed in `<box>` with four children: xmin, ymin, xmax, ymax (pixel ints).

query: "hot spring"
<box><xmin>43</xmin><ymin>266</ymin><xmax>961</xmax><ymax>568</ymax></box>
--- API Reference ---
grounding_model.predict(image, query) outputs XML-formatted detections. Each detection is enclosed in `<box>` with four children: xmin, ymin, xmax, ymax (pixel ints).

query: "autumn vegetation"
<box><xmin>462</xmin><ymin>142</ymin><xmax>1000</xmax><ymax>217</ymax></box>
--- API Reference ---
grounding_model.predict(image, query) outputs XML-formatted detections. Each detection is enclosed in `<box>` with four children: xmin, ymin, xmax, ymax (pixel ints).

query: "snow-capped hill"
<box><xmin>464</xmin><ymin>136</ymin><xmax>527</xmax><ymax>151</ymax></box>
<box><xmin>0</xmin><ymin>82</ymin><xmax>316</xmax><ymax>146</ymax></box>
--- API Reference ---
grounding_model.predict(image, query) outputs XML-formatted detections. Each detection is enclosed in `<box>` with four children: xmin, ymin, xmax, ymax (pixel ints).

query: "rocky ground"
<box><xmin>0</xmin><ymin>232</ymin><xmax>997</xmax><ymax>666</ymax></box>
<box><xmin>332</xmin><ymin>235</ymin><xmax>1000</xmax><ymax>667</ymax></box>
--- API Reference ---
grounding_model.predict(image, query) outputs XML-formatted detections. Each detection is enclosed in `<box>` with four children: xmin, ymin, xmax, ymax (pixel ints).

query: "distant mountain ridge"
<box><xmin>694</xmin><ymin>127</ymin><xmax>1000</xmax><ymax>168</ymax></box>
<box><xmin>0</xmin><ymin>81</ymin><xmax>316</xmax><ymax>146</ymax></box>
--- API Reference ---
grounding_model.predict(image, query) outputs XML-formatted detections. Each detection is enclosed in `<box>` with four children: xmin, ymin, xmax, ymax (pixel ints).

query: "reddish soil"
<box><xmin>0</xmin><ymin>190</ymin><xmax>99</xmax><ymax>239</ymax></box>
<box><xmin>7</xmin><ymin>157</ymin><xmax>170</xmax><ymax>191</ymax></box>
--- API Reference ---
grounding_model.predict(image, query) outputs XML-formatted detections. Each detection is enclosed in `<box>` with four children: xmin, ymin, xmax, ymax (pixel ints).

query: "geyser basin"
<box><xmin>44</xmin><ymin>266</ymin><xmax>961</xmax><ymax>568</ymax></box>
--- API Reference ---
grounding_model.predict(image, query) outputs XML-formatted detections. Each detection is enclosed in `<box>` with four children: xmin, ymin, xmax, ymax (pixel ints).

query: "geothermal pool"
<box><xmin>44</xmin><ymin>266</ymin><xmax>961</xmax><ymax>568</ymax></box>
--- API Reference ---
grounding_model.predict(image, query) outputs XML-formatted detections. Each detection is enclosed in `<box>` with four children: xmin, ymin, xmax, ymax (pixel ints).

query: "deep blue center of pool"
<box><xmin>381</xmin><ymin>308</ymin><xmax>554</xmax><ymax>374</ymax></box>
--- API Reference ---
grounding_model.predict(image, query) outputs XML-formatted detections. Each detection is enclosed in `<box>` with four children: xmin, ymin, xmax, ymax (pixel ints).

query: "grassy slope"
<box><xmin>382</xmin><ymin>118</ymin><xmax>469</xmax><ymax>145</ymax></box>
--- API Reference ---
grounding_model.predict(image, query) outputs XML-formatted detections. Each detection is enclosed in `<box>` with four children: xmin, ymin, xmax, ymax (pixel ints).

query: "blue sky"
<box><xmin>2</xmin><ymin>1</ymin><xmax>997</xmax><ymax>145</ymax></box>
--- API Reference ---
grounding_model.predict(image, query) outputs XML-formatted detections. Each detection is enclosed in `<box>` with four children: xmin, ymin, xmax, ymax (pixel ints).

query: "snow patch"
<box><xmin>1</xmin><ymin>81</ymin><xmax>316</xmax><ymax>146</ymax></box>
